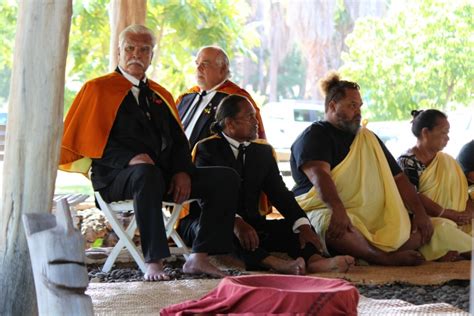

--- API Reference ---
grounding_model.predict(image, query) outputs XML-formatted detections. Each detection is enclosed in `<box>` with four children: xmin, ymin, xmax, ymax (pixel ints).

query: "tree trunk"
<box><xmin>286</xmin><ymin>0</ymin><xmax>336</xmax><ymax>101</ymax></box>
<box><xmin>108</xmin><ymin>0</ymin><xmax>147</xmax><ymax>71</ymax></box>
<box><xmin>268</xmin><ymin>2</ymin><xmax>289</xmax><ymax>102</ymax></box>
<box><xmin>0</xmin><ymin>1</ymin><xmax>72</xmax><ymax>315</ymax></box>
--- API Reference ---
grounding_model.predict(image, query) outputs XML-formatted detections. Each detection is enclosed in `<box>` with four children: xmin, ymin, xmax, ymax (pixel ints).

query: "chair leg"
<box><xmin>100</xmin><ymin>206</ymin><xmax>146</xmax><ymax>273</ymax></box>
<box><xmin>163</xmin><ymin>203</ymin><xmax>191</xmax><ymax>259</ymax></box>
<box><xmin>169</xmin><ymin>230</ymin><xmax>190</xmax><ymax>259</ymax></box>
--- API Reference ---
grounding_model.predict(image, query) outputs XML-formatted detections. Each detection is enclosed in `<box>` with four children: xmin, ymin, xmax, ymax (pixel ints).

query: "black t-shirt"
<box><xmin>457</xmin><ymin>140</ymin><xmax>474</xmax><ymax>177</ymax></box>
<box><xmin>290</xmin><ymin>121</ymin><xmax>401</xmax><ymax>196</ymax></box>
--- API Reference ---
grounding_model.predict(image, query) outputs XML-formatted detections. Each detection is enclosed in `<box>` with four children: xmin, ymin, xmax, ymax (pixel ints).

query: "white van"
<box><xmin>261</xmin><ymin>101</ymin><xmax>325</xmax><ymax>151</ymax></box>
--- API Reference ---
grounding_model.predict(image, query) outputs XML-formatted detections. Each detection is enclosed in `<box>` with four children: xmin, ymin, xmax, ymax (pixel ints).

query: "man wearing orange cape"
<box><xmin>176</xmin><ymin>46</ymin><xmax>266</xmax><ymax>148</ymax></box>
<box><xmin>60</xmin><ymin>25</ymin><xmax>239</xmax><ymax>281</ymax></box>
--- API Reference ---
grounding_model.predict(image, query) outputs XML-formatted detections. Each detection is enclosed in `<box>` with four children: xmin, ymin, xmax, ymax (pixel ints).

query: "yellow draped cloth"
<box><xmin>295</xmin><ymin>127</ymin><xmax>472</xmax><ymax>261</ymax></box>
<box><xmin>295</xmin><ymin>127</ymin><xmax>411</xmax><ymax>253</ymax></box>
<box><xmin>416</xmin><ymin>152</ymin><xmax>472</xmax><ymax>259</ymax></box>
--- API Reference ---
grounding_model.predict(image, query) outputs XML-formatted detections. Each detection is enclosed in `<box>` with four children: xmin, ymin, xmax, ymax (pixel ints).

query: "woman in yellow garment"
<box><xmin>398</xmin><ymin>109</ymin><xmax>472</xmax><ymax>260</ymax></box>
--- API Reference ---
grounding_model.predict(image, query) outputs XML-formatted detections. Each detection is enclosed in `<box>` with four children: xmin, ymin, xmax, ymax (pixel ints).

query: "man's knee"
<box><xmin>128</xmin><ymin>164</ymin><xmax>164</xmax><ymax>191</ymax></box>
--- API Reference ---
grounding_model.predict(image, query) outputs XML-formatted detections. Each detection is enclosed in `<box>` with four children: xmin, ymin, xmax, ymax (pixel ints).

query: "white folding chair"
<box><xmin>53</xmin><ymin>193</ymin><xmax>90</xmax><ymax>226</ymax></box>
<box><xmin>53</xmin><ymin>193</ymin><xmax>89</xmax><ymax>209</ymax></box>
<box><xmin>94</xmin><ymin>192</ymin><xmax>195</xmax><ymax>273</ymax></box>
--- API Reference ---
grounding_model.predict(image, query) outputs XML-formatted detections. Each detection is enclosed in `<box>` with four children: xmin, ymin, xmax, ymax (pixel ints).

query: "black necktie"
<box><xmin>236</xmin><ymin>143</ymin><xmax>247</xmax><ymax>213</ymax></box>
<box><xmin>236</xmin><ymin>143</ymin><xmax>246</xmax><ymax>177</ymax></box>
<box><xmin>137</xmin><ymin>81</ymin><xmax>151</xmax><ymax>119</ymax></box>
<box><xmin>182</xmin><ymin>91</ymin><xmax>207</xmax><ymax>129</ymax></box>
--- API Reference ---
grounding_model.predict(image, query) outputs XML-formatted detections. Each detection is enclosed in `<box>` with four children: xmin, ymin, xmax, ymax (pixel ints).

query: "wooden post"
<box><xmin>0</xmin><ymin>1</ymin><xmax>72</xmax><ymax>315</ymax></box>
<box><xmin>23</xmin><ymin>199</ymin><xmax>93</xmax><ymax>316</ymax></box>
<box><xmin>108</xmin><ymin>0</ymin><xmax>147</xmax><ymax>71</ymax></box>
<box><xmin>470</xmin><ymin>222</ymin><xmax>473</xmax><ymax>315</ymax></box>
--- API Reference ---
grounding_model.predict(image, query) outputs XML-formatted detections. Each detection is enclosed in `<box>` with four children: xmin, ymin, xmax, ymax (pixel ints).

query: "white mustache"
<box><xmin>127</xmin><ymin>59</ymin><xmax>144</xmax><ymax>67</ymax></box>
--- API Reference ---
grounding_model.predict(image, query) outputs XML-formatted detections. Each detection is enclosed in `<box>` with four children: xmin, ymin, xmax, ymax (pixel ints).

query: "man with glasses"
<box><xmin>176</xmin><ymin>46</ymin><xmax>266</xmax><ymax>148</ymax></box>
<box><xmin>60</xmin><ymin>24</ymin><xmax>239</xmax><ymax>281</ymax></box>
<box><xmin>190</xmin><ymin>95</ymin><xmax>355</xmax><ymax>274</ymax></box>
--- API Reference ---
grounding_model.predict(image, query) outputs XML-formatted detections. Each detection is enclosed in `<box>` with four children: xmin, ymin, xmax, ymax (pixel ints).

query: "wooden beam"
<box><xmin>108</xmin><ymin>0</ymin><xmax>147</xmax><ymax>71</ymax></box>
<box><xmin>0</xmin><ymin>1</ymin><xmax>72</xmax><ymax>314</ymax></box>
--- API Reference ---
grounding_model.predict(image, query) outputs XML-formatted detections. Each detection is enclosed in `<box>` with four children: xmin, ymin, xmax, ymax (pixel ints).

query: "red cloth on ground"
<box><xmin>160</xmin><ymin>274</ymin><xmax>359</xmax><ymax>316</ymax></box>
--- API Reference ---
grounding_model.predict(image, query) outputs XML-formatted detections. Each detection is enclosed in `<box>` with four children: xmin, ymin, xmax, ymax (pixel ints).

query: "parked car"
<box><xmin>444</xmin><ymin>109</ymin><xmax>474</xmax><ymax>157</ymax></box>
<box><xmin>366</xmin><ymin>108</ymin><xmax>474</xmax><ymax>159</ymax></box>
<box><xmin>261</xmin><ymin>101</ymin><xmax>325</xmax><ymax>151</ymax></box>
<box><xmin>0</xmin><ymin>112</ymin><xmax>7</xmax><ymax>125</ymax></box>
<box><xmin>365</xmin><ymin>120</ymin><xmax>415</xmax><ymax>159</ymax></box>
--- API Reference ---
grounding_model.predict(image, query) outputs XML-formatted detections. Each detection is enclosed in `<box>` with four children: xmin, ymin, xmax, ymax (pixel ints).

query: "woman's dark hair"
<box><xmin>319</xmin><ymin>71</ymin><xmax>360</xmax><ymax>112</ymax></box>
<box><xmin>210</xmin><ymin>94</ymin><xmax>248</xmax><ymax>134</ymax></box>
<box><xmin>410</xmin><ymin>109</ymin><xmax>447</xmax><ymax>137</ymax></box>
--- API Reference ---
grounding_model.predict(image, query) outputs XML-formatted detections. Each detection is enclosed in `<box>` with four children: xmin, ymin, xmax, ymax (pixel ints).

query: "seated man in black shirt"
<box><xmin>291</xmin><ymin>72</ymin><xmax>434</xmax><ymax>266</ymax></box>
<box><xmin>190</xmin><ymin>95</ymin><xmax>355</xmax><ymax>274</ymax></box>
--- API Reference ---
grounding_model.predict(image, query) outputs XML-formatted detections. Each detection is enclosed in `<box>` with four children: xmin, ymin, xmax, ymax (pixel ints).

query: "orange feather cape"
<box><xmin>59</xmin><ymin>72</ymin><xmax>180</xmax><ymax>174</ymax></box>
<box><xmin>176</xmin><ymin>80</ymin><xmax>266</xmax><ymax>139</ymax></box>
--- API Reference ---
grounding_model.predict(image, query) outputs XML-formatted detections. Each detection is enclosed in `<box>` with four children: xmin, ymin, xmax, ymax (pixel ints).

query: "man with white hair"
<box><xmin>176</xmin><ymin>46</ymin><xmax>266</xmax><ymax>148</ymax></box>
<box><xmin>60</xmin><ymin>25</ymin><xmax>239</xmax><ymax>281</ymax></box>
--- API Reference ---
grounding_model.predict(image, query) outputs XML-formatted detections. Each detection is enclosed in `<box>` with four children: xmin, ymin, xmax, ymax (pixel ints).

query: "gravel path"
<box><xmin>356</xmin><ymin>281</ymin><xmax>469</xmax><ymax>312</ymax></box>
<box><xmin>88</xmin><ymin>264</ymin><xmax>470</xmax><ymax>313</ymax></box>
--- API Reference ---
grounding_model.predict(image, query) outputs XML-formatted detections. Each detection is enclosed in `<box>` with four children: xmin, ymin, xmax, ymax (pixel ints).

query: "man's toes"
<box><xmin>144</xmin><ymin>272</ymin><xmax>170</xmax><ymax>281</ymax></box>
<box><xmin>345</xmin><ymin>256</ymin><xmax>355</xmax><ymax>266</ymax></box>
<box><xmin>159</xmin><ymin>273</ymin><xmax>170</xmax><ymax>281</ymax></box>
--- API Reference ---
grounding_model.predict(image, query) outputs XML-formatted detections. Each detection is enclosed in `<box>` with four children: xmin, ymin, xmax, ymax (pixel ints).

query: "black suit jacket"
<box><xmin>91</xmin><ymin>88</ymin><xmax>194</xmax><ymax>191</ymax></box>
<box><xmin>177</xmin><ymin>92</ymin><xmax>229</xmax><ymax>148</ymax></box>
<box><xmin>194</xmin><ymin>136</ymin><xmax>308</xmax><ymax>227</ymax></box>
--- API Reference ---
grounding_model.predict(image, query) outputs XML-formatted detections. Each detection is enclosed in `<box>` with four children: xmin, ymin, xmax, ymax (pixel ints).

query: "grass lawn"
<box><xmin>55</xmin><ymin>170</ymin><xmax>93</xmax><ymax>197</ymax></box>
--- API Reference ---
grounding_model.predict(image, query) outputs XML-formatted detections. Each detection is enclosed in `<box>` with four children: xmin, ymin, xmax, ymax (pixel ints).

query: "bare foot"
<box><xmin>262</xmin><ymin>256</ymin><xmax>306</xmax><ymax>275</ymax></box>
<box><xmin>437</xmin><ymin>251</ymin><xmax>464</xmax><ymax>262</ymax></box>
<box><xmin>307</xmin><ymin>255</ymin><xmax>355</xmax><ymax>273</ymax></box>
<box><xmin>183</xmin><ymin>253</ymin><xmax>227</xmax><ymax>277</ymax></box>
<box><xmin>144</xmin><ymin>260</ymin><xmax>170</xmax><ymax>281</ymax></box>
<box><xmin>384</xmin><ymin>250</ymin><xmax>425</xmax><ymax>266</ymax></box>
<box><xmin>461</xmin><ymin>252</ymin><xmax>471</xmax><ymax>260</ymax></box>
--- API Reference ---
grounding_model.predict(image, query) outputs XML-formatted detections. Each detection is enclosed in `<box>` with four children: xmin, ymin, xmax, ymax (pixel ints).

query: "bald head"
<box><xmin>195</xmin><ymin>46</ymin><xmax>230</xmax><ymax>90</ymax></box>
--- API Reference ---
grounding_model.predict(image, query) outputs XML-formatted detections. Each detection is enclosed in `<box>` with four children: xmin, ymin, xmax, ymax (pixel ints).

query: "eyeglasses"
<box><xmin>123</xmin><ymin>44</ymin><xmax>152</xmax><ymax>55</ymax></box>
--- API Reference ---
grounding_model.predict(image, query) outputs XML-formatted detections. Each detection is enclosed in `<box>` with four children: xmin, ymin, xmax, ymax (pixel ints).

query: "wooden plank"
<box><xmin>0</xmin><ymin>1</ymin><xmax>73</xmax><ymax>314</ymax></box>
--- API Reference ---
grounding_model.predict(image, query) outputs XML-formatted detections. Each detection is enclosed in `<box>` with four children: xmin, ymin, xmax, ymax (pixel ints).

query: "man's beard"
<box><xmin>335</xmin><ymin>113</ymin><xmax>361</xmax><ymax>134</ymax></box>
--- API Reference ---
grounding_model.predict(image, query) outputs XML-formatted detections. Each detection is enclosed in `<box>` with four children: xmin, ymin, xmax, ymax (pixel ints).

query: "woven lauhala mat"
<box><xmin>310</xmin><ymin>260</ymin><xmax>470</xmax><ymax>285</ymax></box>
<box><xmin>87</xmin><ymin>280</ymin><xmax>468</xmax><ymax>316</ymax></box>
<box><xmin>87</xmin><ymin>279</ymin><xmax>219</xmax><ymax>316</ymax></box>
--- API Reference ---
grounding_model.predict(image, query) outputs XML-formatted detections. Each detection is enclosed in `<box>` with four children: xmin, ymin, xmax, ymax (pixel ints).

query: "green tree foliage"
<box><xmin>65</xmin><ymin>0</ymin><xmax>111</xmax><ymax>111</ymax></box>
<box><xmin>0</xmin><ymin>1</ymin><xmax>18</xmax><ymax>109</ymax></box>
<box><xmin>340</xmin><ymin>0</ymin><xmax>473</xmax><ymax>120</ymax></box>
<box><xmin>146</xmin><ymin>0</ymin><xmax>257</xmax><ymax>97</ymax></box>
<box><xmin>0</xmin><ymin>1</ymin><xmax>255</xmax><ymax>112</ymax></box>
<box><xmin>277</xmin><ymin>47</ymin><xmax>307</xmax><ymax>100</ymax></box>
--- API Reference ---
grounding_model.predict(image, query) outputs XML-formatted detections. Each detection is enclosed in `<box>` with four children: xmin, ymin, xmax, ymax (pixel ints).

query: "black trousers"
<box><xmin>99</xmin><ymin>164</ymin><xmax>240</xmax><ymax>262</ymax></box>
<box><xmin>232</xmin><ymin>218</ymin><xmax>318</xmax><ymax>270</ymax></box>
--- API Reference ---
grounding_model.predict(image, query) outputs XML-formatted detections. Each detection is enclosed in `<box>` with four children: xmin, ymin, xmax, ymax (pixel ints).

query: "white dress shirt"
<box><xmin>183</xmin><ymin>78</ymin><xmax>228</xmax><ymax>139</ymax></box>
<box><xmin>118</xmin><ymin>65</ymin><xmax>146</xmax><ymax>104</ymax></box>
<box><xmin>221</xmin><ymin>132</ymin><xmax>310</xmax><ymax>233</ymax></box>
